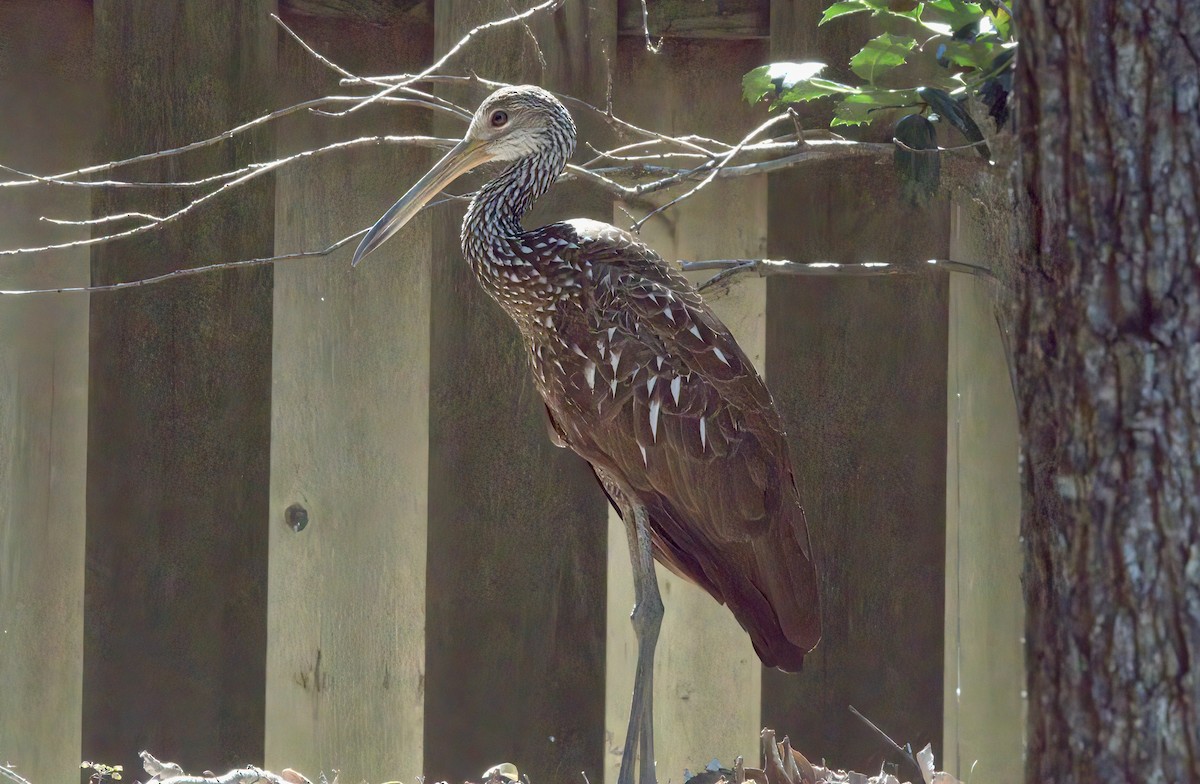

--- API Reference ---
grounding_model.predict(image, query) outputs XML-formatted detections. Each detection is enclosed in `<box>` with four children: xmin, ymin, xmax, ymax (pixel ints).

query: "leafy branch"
<box><xmin>743</xmin><ymin>0</ymin><xmax>1016</xmax><ymax>157</ymax></box>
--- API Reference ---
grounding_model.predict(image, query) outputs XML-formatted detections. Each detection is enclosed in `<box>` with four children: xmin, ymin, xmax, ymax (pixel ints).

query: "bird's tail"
<box><xmin>738</xmin><ymin>505</ymin><xmax>821</xmax><ymax>672</ymax></box>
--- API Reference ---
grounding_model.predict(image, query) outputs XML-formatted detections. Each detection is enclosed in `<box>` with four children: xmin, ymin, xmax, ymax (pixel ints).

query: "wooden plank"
<box><xmin>605</xmin><ymin>36</ymin><xmax>769</xmax><ymax>784</ymax></box>
<box><xmin>423</xmin><ymin>3</ymin><xmax>615</xmax><ymax>782</ymax></box>
<box><xmin>84</xmin><ymin>2</ymin><xmax>276</xmax><ymax>775</ymax></box>
<box><xmin>0</xmin><ymin>3</ymin><xmax>92</xmax><ymax>783</ymax></box>
<box><xmin>265</xmin><ymin>15</ymin><xmax>433</xmax><ymax>784</ymax></box>
<box><xmin>280</xmin><ymin>0</ymin><xmax>428</xmax><ymax>24</ymax></box>
<box><xmin>763</xmin><ymin>0</ymin><xmax>949</xmax><ymax>771</ymax></box>
<box><xmin>941</xmin><ymin>203</ymin><xmax>1023</xmax><ymax>782</ymax></box>
<box><xmin>617</xmin><ymin>0</ymin><xmax>769</xmax><ymax>39</ymax></box>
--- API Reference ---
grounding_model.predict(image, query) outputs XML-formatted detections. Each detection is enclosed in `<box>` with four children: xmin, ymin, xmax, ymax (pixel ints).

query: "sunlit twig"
<box><xmin>8</xmin><ymin>135</ymin><xmax>454</xmax><ymax>253</ymax></box>
<box><xmin>0</xmin><ymin>232</ymin><xmax>363</xmax><ymax>296</ymax></box>
<box><xmin>321</xmin><ymin>0</ymin><xmax>566</xmax><ymax>117</ymax></box>
<box><xmin>630</xmin><ymin>113</ymin><xmax>794</xmax><ymax>231</ymax></box>
<box><xmin>639</xmin><ymin>0</ymin><xmax>663</xmax><ymax>53</ymax></box>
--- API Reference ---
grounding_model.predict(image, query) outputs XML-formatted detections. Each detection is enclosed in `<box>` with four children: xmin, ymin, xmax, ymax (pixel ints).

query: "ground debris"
<box><xmin>681</xmin><ymin>728</ymin><xmax>963</xmax><ymax>784</ymax></box>
<box><xmin>128</xmin><ymin>726</ymin><xmax>963</xmax><ymax>784</ymax></box>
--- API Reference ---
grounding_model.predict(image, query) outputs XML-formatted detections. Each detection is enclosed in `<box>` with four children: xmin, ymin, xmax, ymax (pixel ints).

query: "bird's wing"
<box><xmin>534</xmin><ymin>219</ymin><xmax>820</xmax><ymax>666</ymax></box>
<box><xmin>547</xmin><ymin>218</ymin><xmax>793</xmax><ymax>532</ymax></box>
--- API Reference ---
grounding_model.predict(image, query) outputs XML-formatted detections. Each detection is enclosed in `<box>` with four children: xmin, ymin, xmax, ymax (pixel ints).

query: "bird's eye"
<box><xmin>490</xmin><ymin>110</ymin><xmax>509</xmax><ymax>127</ymax></box>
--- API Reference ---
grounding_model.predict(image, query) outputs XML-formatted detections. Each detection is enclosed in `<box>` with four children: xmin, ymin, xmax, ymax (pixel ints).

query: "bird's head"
<box><xmin>352</xmin><ymin>84</ymin><xmax>575</xmax><ymax>267</ymax></box>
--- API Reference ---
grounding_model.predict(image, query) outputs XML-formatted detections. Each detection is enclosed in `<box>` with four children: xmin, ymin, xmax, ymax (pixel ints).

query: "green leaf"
<box><xmin>827</xmin><ymin>89</ymin><xmax>919</xmax><ymax>126</ymax></box>
<box><xmin>917</xmin><ymin>86</ymin><xmax>990</xmax><ymax>158</ymax></box>
<box><xmin>777</xmin><ymin>77</ymin><xmax>861</xmax><ymax>108</ymax></box>
<box><xmin>893</xmin><ymin>112</ymin><xmax>941</xmax><ymax>204</ymax></box>
<box><xmin>742</xmin><ymin>65</ymin><xmax>774</xmax><ymax>104</ymax></box>
<box><xmin>922</xmin><ymin>0</ymin><xmax>986</xmax><ymax>32</ymax></box>
<box><xmin>820</xmin><ymin>1</ymin><xmax>870</xmax><ymax>24</ymax></box>
<box><xmin>881</xmin><ymin>0</ymin><xmax>924</xmax><ymax>22</ymax></box>
<box><xmin>850</xmin><ymin>32</ymin><xmax>918</xmax><ymax>82</ymax></box>
<box><xmin>919</xmin><ymin>19</ymin><xmax>954</xmax><ymax>36</ymax></box>
<box><xmin>937</xmin><ymin>38</ymin><xmax>999</xmax><ymax>70</ymax></box>
<box><xmin>831</xmin><ymin>97</ymin><xmax>879</xmax><ymax>126</ymax></box>
<box><xmin>986</xmin><ymin>8</ymin><xmax>1013</xmax><ymax>40</ymax></box>
<box><xmin>742</xmin><ymin>62</ymin><xmax>830</xmax><ymax>104</ymax></box>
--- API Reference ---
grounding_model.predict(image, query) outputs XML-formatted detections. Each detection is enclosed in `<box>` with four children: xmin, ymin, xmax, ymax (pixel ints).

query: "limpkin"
<box><xmin>353</xmin><ymin>85</ymin><xmax>820</xmax><ymax>784</ymax></box>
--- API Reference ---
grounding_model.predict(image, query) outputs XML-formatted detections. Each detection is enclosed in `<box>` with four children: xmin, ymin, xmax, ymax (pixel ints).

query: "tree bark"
<box><xmin>1016</xmin><ymin>1</ymin><xmax>1200</xmax><ymax>781</ymax></box>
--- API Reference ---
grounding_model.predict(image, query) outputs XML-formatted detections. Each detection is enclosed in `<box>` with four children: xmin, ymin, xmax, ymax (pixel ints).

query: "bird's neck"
<box><xmin>462</xmin><ymin>150</ymin><xmax>565</xmax><ymax>250</ymax></box>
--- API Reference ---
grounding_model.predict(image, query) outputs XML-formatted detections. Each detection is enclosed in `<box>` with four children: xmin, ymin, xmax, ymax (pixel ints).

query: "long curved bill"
<box><xmin>351</xmin><ymin>137</ymin><xmax>494</xmax><ymax>267</ymax></box>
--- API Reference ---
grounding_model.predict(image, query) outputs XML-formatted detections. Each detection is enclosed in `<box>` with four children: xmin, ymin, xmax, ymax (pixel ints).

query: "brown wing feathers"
<box><xmin>540</xmin><ymin>220</ymin><xmax>821</xmax><ymax>672</ymax></box>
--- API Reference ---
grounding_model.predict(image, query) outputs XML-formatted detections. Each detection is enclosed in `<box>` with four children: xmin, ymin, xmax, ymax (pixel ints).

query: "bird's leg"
<box><xmin>617</xmin><ymin>503</ymin><xmax>663</xmax><ymax>784</ymax></box>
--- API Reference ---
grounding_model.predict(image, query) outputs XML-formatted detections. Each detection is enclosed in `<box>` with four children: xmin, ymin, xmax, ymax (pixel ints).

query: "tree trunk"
<box><xmin>1016</xmin><ymin>1</ymin><xmax>1200</xmax><ymax>781</ymax></box>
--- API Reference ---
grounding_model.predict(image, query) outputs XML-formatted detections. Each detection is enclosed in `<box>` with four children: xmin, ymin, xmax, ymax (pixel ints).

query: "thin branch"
<box><xmin>272</xmin><ymin>13</ymin><xmax>473</xmax><ymax>122</ymax></box>
<box><xmin>5</xmin><ymin>135</ymin><xmax>454</xmax><ymax>255</ymax></box>
<box><xmin>892</xmin><ymin>136</ymin><xmax>993</xmax><ymax>154</ymax></box>
<box><xmin>847</xmin><ymin>705</ymin><xmax>925</xmax><ymax>784</ymax></box>
<box><xmin>630</xmin><ymin>113</ymin><xmax>794</xmax><ymax>231</ymax></box>
<box><xmin>321</xmin><ymin>0</ymin><xmax>565</xmax><ymax>118</ymax></box>
<box><xmin>583</xmin><ymin>140</ymin><xmax>709</xmax><ymax>165</ymax></box>
<box><xmin>273</xmin><ymin>13</ymin><xmax>372</xmax><ymax>85</ymax></box>
<box><xmin>0</xmin><ymin>96</ymin><xmax>462</xmax><ymax>188</ymax></box>
<box><xmin>0</xmin><ymin>764</ymin><xmax>32</xmax><ymax>784</ymax></box>
<box><xmin>1</xmin><ymin>190</ymin><xmax>473</xmax><ymax>296</ymax></box>
<box><xmin>686</xmin><ymin>256</ymin><xmax>1000</xmax><ymax>295</ymax></box>
<box><xmin>507</xmin><ymin>0</ymin><xmax>549</xmax><ymax>69</ymax></box>
<box><xmin>0</xmin><ymin>160</ymin><xmax>243</xmax><ymax>189</ymax></box>
<box><xmin>42</xmin><ymin>211</ymin><xmax>161</xmax><ymax>226</ymax></box>
<box><xmin>0</xmin><ymin>231</ymin><xmax>364</xmax><ymax>296</ymax></box>
<box><xmin>639</xmin><ymin>0</ymin><xmax>663</xmax><ymax>53</ymax></box>
<box><xmin>7</xmin><ymin>137</ymin><xmax>891</xmax><ymax>254</ymax></box>
<box><xmin>341</xmin><ymin>72</ymin><xmax>721</xmax><ymax>156</ymax></box>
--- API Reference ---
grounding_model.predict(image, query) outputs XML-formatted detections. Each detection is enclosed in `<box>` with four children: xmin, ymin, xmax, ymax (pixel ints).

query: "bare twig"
<box><xmin>686</xmin><ymin>256</ymin><xmax>999</xmax><ymax>295</ymax></box>
<box><xmin>42</xmin><ymin>211</ymin><xmax>162</xmax><ymax>226</ymax></box>
<box><xmin>786</xmin><ymin>107</ymin><xmax>806</xmax><ymax>145</ymax></box>
<box><xmin>341</xmin><ymin>72</ymin><xmax>721</xmax><ymax>156</ymax></box>
<box><xmin>0</xmin><ymin>230</ymin><xmax>363</xmax><ymax>296</ymax></box>
<box><xmin>630</xmin><ymin>113</ymin><xmax>794</xmax><ymax>231</ymax></box>
<box><xmin>275</xmin><ymin>16</ymin><xmax>468</xmax><ymax>119</ymax></box>
<box><xmin>507</xmin><ymin>0</ymin><xmax>549</xmax><ymax>69</ymax></box>
<box><xmin>583</xmin><ymin>140</ymin><xmax>709</xmax><ymax>165</ymax></box>
<box><xmin>0</xmin><ymin>763</ymin><xmax>33</xmax><ymax>784</ymax></box>
<box><xmin>4</xmin><ymin>135</ymin><xmax>453</xmax><ymax>255</ymax></box>
<box><xmin>274</xmin><ymin>12</ymin><xmax>368</xmax><ymax>83</ymax></box>
<box><xmin>322</xmin><ymin>0</ymin><xmax>565</xmax><ymax>117</ymax></box>
<box><xmin>847</xmin><ymin>705</ymin><xmax>925</xmax><ymax>784</ymax></box>
<box><xmin>639</xmin><ymin>0</ymin><xmax>663</xmax><ymax>53</ymax></box>
<box><xmin>0</xmin><ymin>96</ymin><xmax>461</xmax><ymax>189</ymax></box>
<box><xmin>892</xmin><ymin>136</ymin><xmax>993</xmax><ymax>154</ymax></box>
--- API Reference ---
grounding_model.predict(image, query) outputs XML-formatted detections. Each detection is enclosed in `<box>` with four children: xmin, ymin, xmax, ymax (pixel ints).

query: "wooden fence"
<box><xmin>0</xmin><ymin>2</ymin><xmax>1022</xmax><ymax>784</ymax></box>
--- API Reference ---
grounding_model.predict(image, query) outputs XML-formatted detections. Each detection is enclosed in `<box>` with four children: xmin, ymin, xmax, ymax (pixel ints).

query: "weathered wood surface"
<box><xmin>85</xmin><ymin>2</ymin><xmax>276</xmax><ymax>775</ymax></box>
<box><xmin>762</xmin><ymin>0</ymin><xmax>949</xmax><ymax>770</ymax></box>
<box><xmin>941</xmin><ymin>203</ymin><xmax>1023</xmax><ymax>783</ymax></box>
<box><xmin>604</xmin><ymin>36</ymin><xmax>771</xmax><ymax>784</ymax></box>
<box><xmin>617</xmin><ymin>0</ymin><xmax>769</xmax><ymax>39</ymax></box>
<box><xmin>0</xmin><ymin>3</ymin><xmax>92</xmax><ymax>784</ymax></box>
<box><xmin>422</xmin><ymin>3</ymin><xmax>614</xmax><ymax>782</ymax></box>
<box><xmin>265</xmin><ymin>15</ymin><xmax>433</xmax><ymax>784</ymax></box>
<box><xmin>281</xmin><ymin>0</ymin><xmax>428</xmax><ymax>24</ymax></box>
